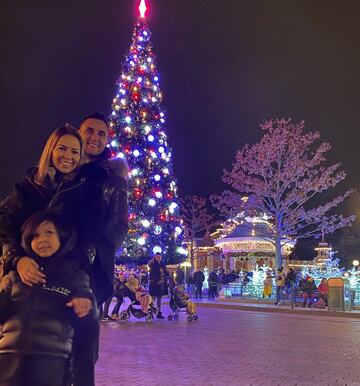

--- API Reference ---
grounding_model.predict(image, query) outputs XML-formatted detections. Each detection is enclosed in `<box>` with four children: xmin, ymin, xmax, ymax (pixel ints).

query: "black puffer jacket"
<box><xmin>77</xmin><ymin>155</ymin><xmax>128</xmax><ymax>303</ymax></box>
<box><xmin>0</xmin><ymin>245</ymin><xmax>95</xmax><ymax>357</ymax></box>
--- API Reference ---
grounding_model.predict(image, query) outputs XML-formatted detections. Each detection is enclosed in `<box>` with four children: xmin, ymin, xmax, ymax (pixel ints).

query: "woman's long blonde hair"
<box><xmin>34</xmin><ymin>124</ymin><xmax>84</xmax><ymax>185</ymax></box>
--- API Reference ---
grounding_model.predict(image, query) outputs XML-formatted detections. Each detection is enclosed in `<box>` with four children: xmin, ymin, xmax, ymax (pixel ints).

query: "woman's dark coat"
<box><xmin>0</xmin><ymin>154</ymin><xmax>128</xmax><ymax>304</ymax></box>
<box><xmin>148</xmin><ymin>259</ymin><xmax>169</xmax><ymax>297</ymax></box>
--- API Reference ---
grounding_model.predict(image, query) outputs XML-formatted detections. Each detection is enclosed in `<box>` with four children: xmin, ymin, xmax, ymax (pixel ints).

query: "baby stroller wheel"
<box><xmin>168</xmin><ymin>315</ymin><xmax>173</xmax><ymax>321</ymax></box>
<box><xmin>187</xmin><ymin>315</ymin><xmax>193</xmax><ymax>322</ymax></box>
<box><xmin>192</xmin><ymin>314</ymin><xmax>198</xmax><ymax>320</ymax></box>
<box><xmin>174</xmin><ymin>314</ymin><xmax>179</xmax><ymax>320</ymax></box>
<box><xmin>145</xmin><ymin>314</ymin><xmax>153</xmax><ymax>322</ymax></box>
<box><xmin>119</xmin><ymin>311</ymin><xmax>130</xmax><ymax>323</ymax></box>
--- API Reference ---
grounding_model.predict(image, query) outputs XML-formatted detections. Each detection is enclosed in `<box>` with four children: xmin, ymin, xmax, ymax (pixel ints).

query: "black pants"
<box><xmin>72</xmin><ymin>306</ymin><xmax>100</xmax><ymax>386</ymax></box>
<box><xmin>195</xmin><ymin>283</ymin><xmax>203</xmax><ymax>298</ymax></box>
<box><xmin>319</xmin><ymin>294</ymin><xmax>328</xmax><ymax>306</ymax></box>
<box><xmin>208</xmin><ymin>285</ymin><xmax>217</xmax><ymax>298</ymax></box>
<box><xmin>0</xmin><ymin>353</ymin><xmax>68</xmax><ymax>386</ymax></box>
<box><xmin>111</xmin><ymin>295</ymin><xmax>123</xmax><ymax>316</ymax></box>
<box><xmin>102</xmin><ymin>295</ymin><xmax>123</xmax><ymax>317</ymax></box>
<box><xmin>153</xmin><ymin>296</ymin><xmax>163</xmax><ymax>313</ymax></box>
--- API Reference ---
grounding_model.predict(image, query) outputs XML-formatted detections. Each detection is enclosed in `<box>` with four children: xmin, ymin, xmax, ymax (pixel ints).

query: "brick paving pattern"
<box><xmin>96</xmin><ymin>304</ymin><xmax>360</xmax><ymax>386</ymax></box>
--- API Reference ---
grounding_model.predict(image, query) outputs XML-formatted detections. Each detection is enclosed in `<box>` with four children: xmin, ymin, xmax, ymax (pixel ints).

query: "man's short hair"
<box><xmin>80</xmin><ymin>112</ymin><xmax>109</xmax><ymax>128</ymax></box>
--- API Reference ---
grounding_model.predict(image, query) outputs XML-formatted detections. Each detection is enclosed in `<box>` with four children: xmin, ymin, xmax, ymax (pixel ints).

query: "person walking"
<box><xmin>101</xmin><ymin>272</ymin><xmax>125</xmax><ymax>321</ymax></box>
<box><xmin>208</xmin><ymin>270</ymin><xmax>219</xmax><ymax>299</ymax></box>
<box><xmin>274</xmin><ymin>267</ymin><xmax>285</xmax><ymax>305</ymax></box>
<box><xmin>193</xmin><ymin>269</ymin><xmax>205</xmax><ymax>299</ymax></box>
<box><xmin>175</xmin><ymin>266</ymin><xmax>185</xmax><ymax>285</ymax></box>
<box><xmin>148</xmin><ymin>253</ymin><xmax>169</xmax><ymax>319</ymax></box>
<box><xmin>285</xmin><ymin>267</ymin><xmax>298</xmax><ymax>308</ymax></box>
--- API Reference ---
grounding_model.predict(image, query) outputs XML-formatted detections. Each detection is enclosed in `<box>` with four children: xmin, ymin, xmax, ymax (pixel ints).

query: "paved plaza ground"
<box><xmin>96</xmin><ymin>301</ymin><xmax>360</xmax><ymax>386</ymax></box>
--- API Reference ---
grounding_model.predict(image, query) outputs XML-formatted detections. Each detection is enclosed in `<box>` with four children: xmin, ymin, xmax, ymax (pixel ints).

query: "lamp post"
<box><xmin>352</xmin><ymin>259</ymin><xmax>359</xmax><ymax>270</ymax></box>
<box><xmin>180</xmin><ymin>261</ymin><xmax>192</xmax><ymax>285</ymax></box>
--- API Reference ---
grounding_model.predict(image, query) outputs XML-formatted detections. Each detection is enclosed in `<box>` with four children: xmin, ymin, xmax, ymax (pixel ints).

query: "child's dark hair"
<box><xmin>21</xmin><ymin>211</ymin><xmax>77</xmax><ymax>256</ymax></box>
<box><xmin>79</xmin><ymin>112</ymin><xmax>109</xmax><ymax>128</ymax></box>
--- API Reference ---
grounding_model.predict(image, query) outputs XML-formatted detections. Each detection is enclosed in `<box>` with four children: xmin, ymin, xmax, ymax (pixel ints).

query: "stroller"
<box><xmin>168</xmin><ymin>285</ymin><xmax>199</xmax><ymax>322</ymax></box>
<box><xmin>118</xmin><ymin>277</ymin><xmax>157</xmax><ymax>323</ymax></box>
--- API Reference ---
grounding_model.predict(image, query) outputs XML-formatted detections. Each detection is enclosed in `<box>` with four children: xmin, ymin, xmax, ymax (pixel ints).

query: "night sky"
<box><xmin>1</xmin><ymin>0</ymin><xmax>359</xmax><ymax>216</ymax></box>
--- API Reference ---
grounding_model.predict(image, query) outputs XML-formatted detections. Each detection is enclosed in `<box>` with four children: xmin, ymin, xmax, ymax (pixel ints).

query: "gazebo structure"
<box><xmin>211</xmin><ymin>215</ymin><xmax>294</xmax><ymax>272</ymax></box>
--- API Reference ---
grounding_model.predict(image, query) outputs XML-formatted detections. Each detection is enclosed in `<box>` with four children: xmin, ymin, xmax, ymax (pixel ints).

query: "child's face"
<box><xmin>31</xmin><ymin>221</ymin><xmax>61</xmax><ymax>257</ymax></box>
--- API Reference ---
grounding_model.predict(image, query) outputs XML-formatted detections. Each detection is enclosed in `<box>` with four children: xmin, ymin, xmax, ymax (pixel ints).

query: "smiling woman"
<box><xmin>35</xmin><ymin>125</ymin><xmax>84</xmax><ymax>185</ymax></box>
<box><xmin>51</xmin><ymin>134</ymin><xmax>81</xmax><ymax>174</ymax></box>
<box><xmin>0</xmin><ymin>124</ymin><xmax>89</xmax><ymax>281</ymax></box>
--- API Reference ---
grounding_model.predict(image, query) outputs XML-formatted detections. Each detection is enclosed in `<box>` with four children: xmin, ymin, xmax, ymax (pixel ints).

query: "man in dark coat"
<box><xmin>78</xmin><ymin>112</ymin><xmax>128</xmax><ymax>304</ymax></box>
<box><xmin>193</xmin><ymin>269</ymin><xmax>205</xmax><ymax>299</ymax></box>
<box><xmin>285</xmin><ymin>267</ymin><xmax>298</xmax><ymax>308</ymax></box>
<box><xmin>72</xmin><ymin>112</ymin><xmax>128</xmax><ymax>385</ymax></box>
<box><xmin>175</xmin><ymin>266</ymin><xmax>185</xmax><ymax>285</ymax></box>
<box><xmin>208</xmin><ymin>270</ymin><xmax>219</xmax><ymax>299</ymax></box>
<box><xmin>148</xmin><ymin>253</ymin><xmax>168</xmax><ymax>319</ymax></box>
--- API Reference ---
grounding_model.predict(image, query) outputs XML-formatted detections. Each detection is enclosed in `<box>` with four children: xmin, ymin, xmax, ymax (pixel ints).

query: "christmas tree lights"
<box><xmin>109</xmin><ymin>0</ymin><xmax>185</xmax><ymax>263</ymax></box>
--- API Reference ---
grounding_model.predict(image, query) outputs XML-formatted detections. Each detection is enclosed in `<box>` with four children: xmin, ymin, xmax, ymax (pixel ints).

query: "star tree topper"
<box><xmin>139</xmin><ymin>0</ymin><xmax>147</xmax><ymax>18</ymax></box>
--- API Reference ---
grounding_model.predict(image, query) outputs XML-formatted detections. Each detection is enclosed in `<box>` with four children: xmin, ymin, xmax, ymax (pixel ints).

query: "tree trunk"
<box><xmin>190</xmin><ymin>238</ymin><xmax>194</xmax><ymax>271</ymax></box>
<box><xmin>275</xmin><ymin>237</ymin><xmax>282</xmax><ymax>271</ymax></box>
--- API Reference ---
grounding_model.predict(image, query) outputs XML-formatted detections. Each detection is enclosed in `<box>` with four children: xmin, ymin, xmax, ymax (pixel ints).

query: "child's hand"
<box><xmin>66</xmin><ymin>297</ymin><xmax>92</xmax><ymax>318</ymax></box>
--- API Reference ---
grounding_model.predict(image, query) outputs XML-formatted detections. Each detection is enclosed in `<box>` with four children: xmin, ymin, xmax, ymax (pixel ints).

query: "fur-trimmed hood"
<box><xmin>101</xmin><ymin>157</ymin><xmax>129</xmax><ymax>179</ymax></box>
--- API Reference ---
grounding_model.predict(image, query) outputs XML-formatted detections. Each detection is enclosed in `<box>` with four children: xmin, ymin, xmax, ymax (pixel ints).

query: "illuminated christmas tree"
<box><xmin>109</xmin><ymin>0</ymin><xmax>185</xmax><ymax>263</ymax></box>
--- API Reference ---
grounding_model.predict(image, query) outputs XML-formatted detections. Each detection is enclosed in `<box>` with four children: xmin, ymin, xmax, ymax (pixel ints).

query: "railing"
<box><xmin>351</xmin><ymin>288</ymin><xmax>360</xmax><ymax>307</ymax></box>
<box><xmin>223</xmin><ymin>283</ymin><xmax>275</xmax><ymax>300</ymax></box>
<box><xmin>222</xmin><ymin>283</ymin><xmax>360</xmax><ymax>306</ymax></box>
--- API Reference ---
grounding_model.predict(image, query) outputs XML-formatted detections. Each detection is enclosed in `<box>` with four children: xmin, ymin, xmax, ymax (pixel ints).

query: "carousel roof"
<box><xmin>226</xmin><ymin>222</ymin><xmax>270</xmax><ymax>239</ymax></box>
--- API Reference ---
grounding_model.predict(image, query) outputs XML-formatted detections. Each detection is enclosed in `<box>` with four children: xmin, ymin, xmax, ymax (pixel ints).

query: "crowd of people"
<box><xmin>101</xmin><ymin>256</ymin><xmax>198</xmax><ymax>322</ymax></box>
<box><xmin>271</xmin><ymin>267</ymin><xmax>328</xmax><ymax>308</ymax></box>
<box><xmin>100</xmin><ymin>263</ymin><xmax>329</xmax><ymax>327</ymax></box>
<box><xmin>185</xmin><ymin>268</ymin><xmax>239</xmax><ymax>299</ymax></box>
<box><xmin>176</xmin><ymin>266</ymin><xmax>329</xmax><ymax>309</ymax></box>
<box><xmin>101</xmin><ymin>252</ymin><xmax>169</xmax><ymax>321</ymax></box>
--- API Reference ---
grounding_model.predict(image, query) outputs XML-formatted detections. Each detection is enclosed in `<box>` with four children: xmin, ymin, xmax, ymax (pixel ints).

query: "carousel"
<box><xmin>194</xmin><ymin>215</ymin><xmax>294</xmax><ymax>272</ymax></box>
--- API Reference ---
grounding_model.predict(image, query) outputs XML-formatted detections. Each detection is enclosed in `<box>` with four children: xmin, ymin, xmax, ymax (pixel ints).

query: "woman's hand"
<box><xmin>17</xmin><ymin>257</ymin><xmax>46</xmax><ymax>286</ymax></box>
<box><xmin>67</xmin><ymin>297</ymin><xmax>93</xmax><ymax>318</ymax></box>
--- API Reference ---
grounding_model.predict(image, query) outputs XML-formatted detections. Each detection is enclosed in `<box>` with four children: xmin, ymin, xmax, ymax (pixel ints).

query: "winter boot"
<box><xmin>157</xmin><ymin>312</ymin><xmax>165</xmax><ymax>319</ymax></box>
